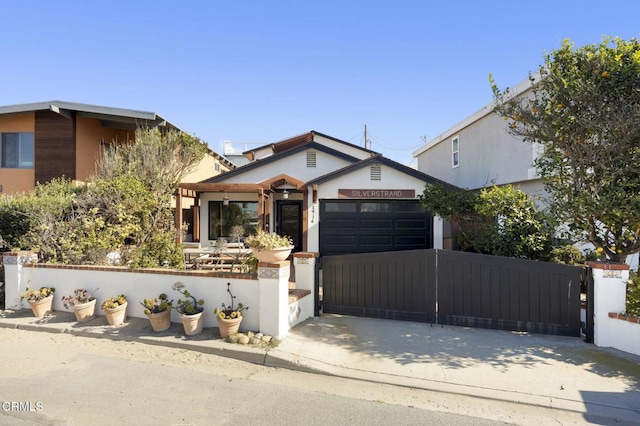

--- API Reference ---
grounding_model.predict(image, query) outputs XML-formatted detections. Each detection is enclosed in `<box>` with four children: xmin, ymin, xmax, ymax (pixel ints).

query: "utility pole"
<box><xmin>364</xmin><ymin>124</ymin><xmax>370</xmax><ymax>150</ymax></box>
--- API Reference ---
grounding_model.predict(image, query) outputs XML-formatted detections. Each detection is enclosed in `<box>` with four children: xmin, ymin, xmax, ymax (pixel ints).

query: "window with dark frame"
<box><xmin>1</xmin><ymin>132</ymin><xmax>34</xmax><ymax>168</ymax></box>
<box><xmin>208</xmin><ymin>200</ymin><xmax>258</xmax><ymax>240</ymax></box>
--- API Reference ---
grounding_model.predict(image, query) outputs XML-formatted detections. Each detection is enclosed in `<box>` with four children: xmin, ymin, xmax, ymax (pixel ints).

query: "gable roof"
<box><xmin>201</xmin><ymin>141</ymin><xmax>362</xmax><ymax>183</ymax></box>
<box><xmin>243</xmin><ymin>130</ymin><xmax>379</xmax><ymax>160</ymax></box>
<box><xmin>0</xmin><ymin>100</ymin><xmax>176</xmax><ymax>131</ymax></box>
<box><xmin>307</xmin><ymin>154</ymin><xmax>459</xmax><ymax>190</ymax></box>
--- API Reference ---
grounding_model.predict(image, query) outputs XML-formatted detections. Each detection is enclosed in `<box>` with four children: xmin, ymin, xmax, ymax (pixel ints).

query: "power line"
<box><xmin>367</xmin><ymin>131</ymin><xmax>427</xmax><ymax>152</ymax></box>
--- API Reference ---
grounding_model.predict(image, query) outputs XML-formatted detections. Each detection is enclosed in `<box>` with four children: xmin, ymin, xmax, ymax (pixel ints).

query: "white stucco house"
<box><xmin>176</xmin><ymin>131</ymin><xmax>455</xmax><ymax>256</ymax></box>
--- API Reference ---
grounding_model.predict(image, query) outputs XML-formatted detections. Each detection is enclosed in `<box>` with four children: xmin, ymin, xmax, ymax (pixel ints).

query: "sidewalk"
<box><xmin>1</xmin><ymin>309</ymin><xmax>639</xmax><ymax>424</ymax></box>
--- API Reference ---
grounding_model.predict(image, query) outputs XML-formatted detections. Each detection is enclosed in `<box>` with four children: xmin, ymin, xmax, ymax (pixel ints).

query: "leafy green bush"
<box><xmin>550</xmin><ymin>245</ymin><xmax>586</xmax><ymax>266</ymax></box>
<box><xmin>0</xmin><ymin>178</ymin><xmax>83</xmax><ymax>251</ymax></box>
<box><xmin>419</xmin><ymin>183</ymin><xmax>556</xmax><ymax>260</ymax></box>
<box><xmin>129</xmin><ymin>231</ymin><xmax>184</xmax><ymax>269</ymax></box>
<box><xmin>627</xmin><ymin>272</ymin><xmax>640</xmax><ymax>317</ymax></box>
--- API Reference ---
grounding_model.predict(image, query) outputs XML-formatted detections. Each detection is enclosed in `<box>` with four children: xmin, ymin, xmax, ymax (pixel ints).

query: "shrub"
<box><xmin>627</xmin><ymin>272</ymin><xmax>640</xmax><ymax>317</ymax></box>
<box><xmin>419</xmin><ymin>183</ymin><xmax>556</xmax><ymax>260</ymax></box>
<box><xmin>550</xmin><ymin>245</ymin><xmax>586</xmax><ymax>266</ymax></box>
<box><xmin>0</xmin><ymin>128</ymin><xmax>203</xmax><ymax>269</ymax></box>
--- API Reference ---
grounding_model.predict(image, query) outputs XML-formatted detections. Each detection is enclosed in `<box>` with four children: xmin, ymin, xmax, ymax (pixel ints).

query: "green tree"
<box><xmin>491</xmin><ymin>37</ymin><xmax>640</xmax><ymax>262</ymax></box>
<box><xmin>419</xmin><ymin>183</ymin><xmax>556</xmax><ymax>260</ymax></box>
<box><xmin>94</xmin><ymin>127</ymin><xmax>208</xmax><ymax>196</ymax></box>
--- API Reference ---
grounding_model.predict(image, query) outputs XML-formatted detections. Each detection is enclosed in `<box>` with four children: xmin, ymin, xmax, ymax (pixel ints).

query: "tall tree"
<box><xmin>95</xmin><ymin>127</ymin><xmax>208</xmax><ymax>197</ymax></box>
<box><xmin>491</xmin><ymin>37</ymin><xmax>640</xmax><ymax>262</ymax></box>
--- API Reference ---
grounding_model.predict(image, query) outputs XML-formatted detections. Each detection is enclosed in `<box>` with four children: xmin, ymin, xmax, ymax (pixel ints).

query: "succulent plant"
<box><xmin>214</xmin><ymin>282</ymin><xmax>248</xmax><ymax>320</ymax></box>
<box><xmin>140</xmin><ymin>293</ymin><xmax>173</xmax><ymax>314</ymax></box>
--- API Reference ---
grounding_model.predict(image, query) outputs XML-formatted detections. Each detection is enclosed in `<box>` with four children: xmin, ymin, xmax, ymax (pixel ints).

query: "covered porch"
<box><xmin>174</xmin><ymin>174</ymin><xmax>310</xmax><ymax>251</ymax></box>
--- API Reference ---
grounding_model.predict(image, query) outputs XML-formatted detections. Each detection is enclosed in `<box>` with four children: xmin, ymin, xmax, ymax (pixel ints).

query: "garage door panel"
<box><xmin>361</xmin><ymin>219</ymin><xmax>392</xmax><ymax>229</ymax></box>
<box><xmin>327</xmin><ymin>236</ymin><xmax>358</xmax><ymax>244</ymax></box>
<box><xmin>361</xmin><ymin>235</ymin><xmax>392</xmax><ymax>245</ymax></box>
<box><xmin>324</xmin><ymin>219</ymin><xmax>357</xmax><ymax>229</ymax></box>
<box><xmin>396</xmin><ymin>219</ymin><xmax>429</xmax><ymax>229</ymax></box>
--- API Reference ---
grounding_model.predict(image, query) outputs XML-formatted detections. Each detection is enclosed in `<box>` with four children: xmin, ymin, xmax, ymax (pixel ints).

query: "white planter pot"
<box><xmin>252</xmin><ymin>246</ymin><xmax>294</xmax><ymax>263</ymax></box>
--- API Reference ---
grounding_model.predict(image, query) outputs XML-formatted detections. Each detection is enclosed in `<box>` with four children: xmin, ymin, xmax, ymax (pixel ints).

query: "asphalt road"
<box><xmin>0</xmin><ymin>328</ymin><xmax>508</xmax><ymax>426</ymax></box>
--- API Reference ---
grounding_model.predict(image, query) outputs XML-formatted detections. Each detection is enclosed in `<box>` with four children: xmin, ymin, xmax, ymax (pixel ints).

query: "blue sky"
<box><xmin>2</xmin><ymin>1</ymin><xmax>639</xmax><ymax>165</ymax></box>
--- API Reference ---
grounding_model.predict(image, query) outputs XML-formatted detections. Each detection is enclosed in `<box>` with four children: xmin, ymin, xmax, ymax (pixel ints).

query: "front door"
<box><xmin>276</xmin><ymin>201</ymin><xmax>302</xmax><ymax>252</ymax></box>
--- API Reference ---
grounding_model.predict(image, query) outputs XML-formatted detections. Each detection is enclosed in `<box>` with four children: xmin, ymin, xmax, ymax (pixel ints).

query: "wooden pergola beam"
<box><xmin>178</xmin><ymin>182</ymin><xmax>270</xmax><ymax>193</ymax></box>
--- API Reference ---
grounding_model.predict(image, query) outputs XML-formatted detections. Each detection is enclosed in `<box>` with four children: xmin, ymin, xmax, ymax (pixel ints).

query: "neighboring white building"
<box><xmin>177</xmin><ymin>131</ymin><xmax>455</xmax><ymax>255</ymax></box>
<box><xmin>413</xmin><ymin>77</ymin><xmax>545</xmax><ymax>195</ymax></box>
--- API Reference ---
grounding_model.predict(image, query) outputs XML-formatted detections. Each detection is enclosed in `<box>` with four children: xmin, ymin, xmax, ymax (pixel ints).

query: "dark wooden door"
<box><xmin>277</xmin><ymin>201</ymin><xmax>302</xmax><ymax>252</ymax></box>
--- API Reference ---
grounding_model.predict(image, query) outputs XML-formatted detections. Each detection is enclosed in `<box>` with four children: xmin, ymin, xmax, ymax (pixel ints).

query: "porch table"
<box><xmin>183</xmin><ymin>246</ymin><xmax>253</xmax><ymax>271</ymax></box>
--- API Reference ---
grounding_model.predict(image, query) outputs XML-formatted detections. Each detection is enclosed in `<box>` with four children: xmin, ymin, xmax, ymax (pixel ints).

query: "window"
<box><xmin>324</xmin><ymin>202</ymin><xmax>357</xmax><ymax>213</ymax></box>
<box><xmin>451</xmin><ymin>136</ymin><xmax>459</xmax><ymax>168</ymax></box>
<box><xmin>208</xmin><ymin>201</ymin><xmax>258</xmax><ymax>240</ymax></box>
<box><xmin>361</xmin><ymin>202</ymin><xmax>391</xmax><ymax>213</ymax></box>
<box><xmin>1</xmin><ymin>133</ymin><xmax>34</xmax><ymax>168</ymax></box>
<box><xmin>215</xmin><ymin>161</ymin><xmax>220</xmax><ymax>172</ymax></box>
<box><xmin>370</xmin><ymin>164</ymin><xmax>381</xmax><ymax>180</ymax></box>
<box><xmin>306</xmin><ymin>151</ymin><xmax>316</xmax><ymax>168</ymax></box>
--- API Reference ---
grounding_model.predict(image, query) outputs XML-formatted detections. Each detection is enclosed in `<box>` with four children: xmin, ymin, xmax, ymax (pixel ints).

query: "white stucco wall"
<box><xmin>9</xmin><ymin>265</ymin><xmax>261</xmax><ymax>331</ymax></box>
<box><xmin>4</xmin><ymin>254</ymin><xmax>314</xmax><ymax>338</ymax></box>
<box><xmin>591</xmin><ymin>264</ymin><xmax>640</xmax><ymax>357</ymax></box>
<box><xmin>221</xmin><ymin>149</ymin><xmax>354</xmax><ymax>184</ymax></box>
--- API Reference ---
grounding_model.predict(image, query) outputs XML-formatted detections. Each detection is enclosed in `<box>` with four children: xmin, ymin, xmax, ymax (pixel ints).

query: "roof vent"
<box><xmin>307</xmin><ymin>151</ymin><xmax>316</xmax><ymax>168</ymax></box>
<box><xmin>370</xmin><ymin>164</ymin><xmax>381</xmax><ymax>180</ymax></box>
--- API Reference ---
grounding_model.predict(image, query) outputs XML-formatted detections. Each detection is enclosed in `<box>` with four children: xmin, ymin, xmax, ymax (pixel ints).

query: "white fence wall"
<box><xmin>3</xmin><ymin>251</ymin><xmax>316</xmax><ymax>338</ymax></box>
<box><xmin>590</xmin><ymin>262</ymin><xmax>640</xmax><ymax>357</ymax></box>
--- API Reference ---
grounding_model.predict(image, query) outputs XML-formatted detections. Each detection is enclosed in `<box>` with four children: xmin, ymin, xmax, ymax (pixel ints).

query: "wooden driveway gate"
<box><xmin>321</xmin><ymin>249</ymin><xmax>584</xmax><ymax>336</ymax></box>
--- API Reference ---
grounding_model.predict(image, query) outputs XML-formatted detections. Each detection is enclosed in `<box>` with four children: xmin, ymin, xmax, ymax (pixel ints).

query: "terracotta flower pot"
<box><xmin>146</xmin><ymin>309</ymin><xmax>172</xmax><ymax>332</ymax></box>
<box><xmin>28</xmin><ymin>295</ymin><xmax>54</xmax><ymax>318</ymax></box>
<box><xmin>180</xmin><ymin>312</ymin><xmax>204</xmax><ymax>336</ymax></box>
<box><xmin>73</xmin><ymin>299</ymin><xmax>96</xmax><ymax>323</ymax></box>
<box><xmin>104</xmin><ymin>302</ymin><xmax>127</xmax><ymax>326</ymax></box>
<box><xmin>252</xmin><ymin>246</ymin><xmax>294</xmax><ymax>263</ymax></box>
<box><xmin>217</xmin><ymin>316</ymin><xmax>242</xmax><ymax>338</ymax></box>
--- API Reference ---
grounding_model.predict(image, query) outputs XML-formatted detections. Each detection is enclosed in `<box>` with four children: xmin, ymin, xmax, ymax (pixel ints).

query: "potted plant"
<box><xmin>101</xmin><ymin>294</ymin><xmax>127</xmax><ymax>326</ymax></box>
<box><xmin>245</xmin><ymin>229</ymin><xmax>294</xmax><ymax>263</ymax></box>
<box><xmin>61</xmin><ymin>288</ymin><xmax>97</xmax><ymax>322</ymax></box>
<box><xmin>214</xmin><ymin>282</ymin><xmax>249</xmax><ymax>338</ymax></box>
<box><xmin>140</xmin><ymin>293</ymin><xmax>173</xmax><ymax>332</ymax></box>
<box><xmin>21</xmin><ymin>286</ymin><xmax>55</xmax><ymax>318</ymax></box>
<box><xmin>172</xmin><ymin>282</ymin><xmax>205</xmax><ymax>336</ymax></box>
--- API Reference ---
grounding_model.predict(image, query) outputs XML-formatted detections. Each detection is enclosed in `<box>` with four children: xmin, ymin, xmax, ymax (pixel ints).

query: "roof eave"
<box><xmin>412</xmin><ymin>73</ymin><xmax>539</xmax><ymax>157</ymax></box>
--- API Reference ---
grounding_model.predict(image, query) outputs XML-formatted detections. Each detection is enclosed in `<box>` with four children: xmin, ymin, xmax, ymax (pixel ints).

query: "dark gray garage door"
<box><xmin>319</xmin><ymin>199</ymin><xmax>432</xmax><ymax>256</ymax></box>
